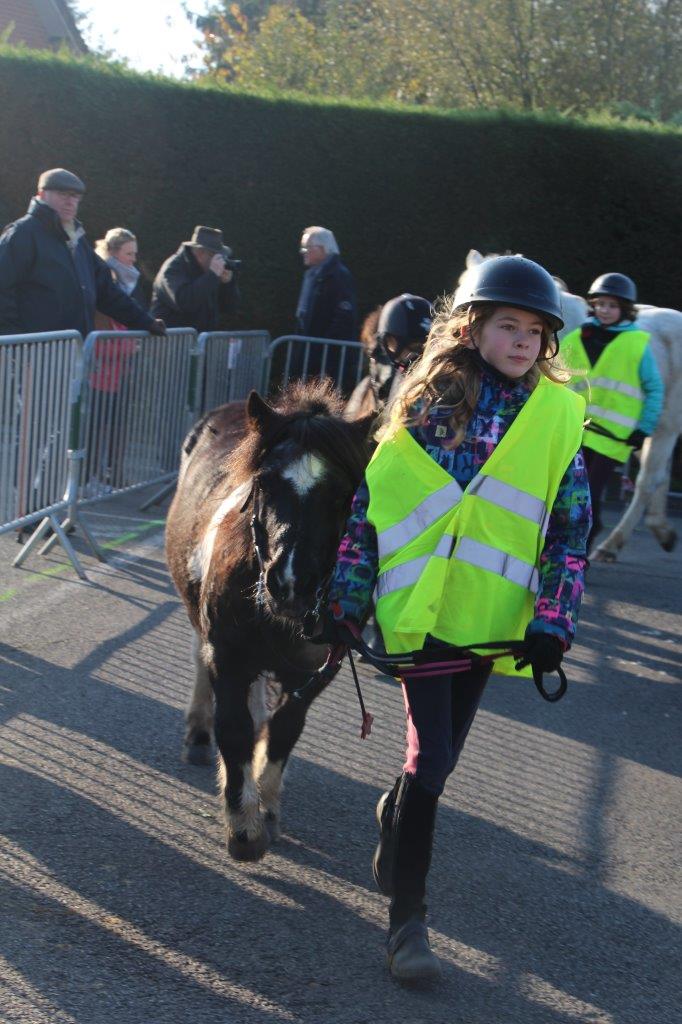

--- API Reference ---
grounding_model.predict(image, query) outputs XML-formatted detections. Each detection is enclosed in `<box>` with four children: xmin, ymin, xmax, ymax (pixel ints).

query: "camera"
<box><xmin>221</xmin><ymin>248</ymin><xmax>242</xmax><ymax>271</ymax></box>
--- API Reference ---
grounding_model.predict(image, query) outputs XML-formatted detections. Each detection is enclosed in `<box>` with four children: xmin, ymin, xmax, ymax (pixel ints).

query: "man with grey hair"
<box><xmin>295</xmin><ymin>225</ymin><xmax>357</xmax><ymax>341</ymax></box>
<box><xmin>0</xmin><ymin>168</ymin><xmax>164</xmax><ymax>337</ymax></box>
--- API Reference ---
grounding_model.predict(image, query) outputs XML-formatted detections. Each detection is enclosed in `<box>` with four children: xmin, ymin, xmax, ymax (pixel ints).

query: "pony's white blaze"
<box><xmin>281</xmin><ymin>453</ymin><xmax>326</xmax><ymax>496</ymax></box>
<box><xmin>187</xmin><ymin>480</ymin><xmax>251</xmax><ymax>583</ymax></box>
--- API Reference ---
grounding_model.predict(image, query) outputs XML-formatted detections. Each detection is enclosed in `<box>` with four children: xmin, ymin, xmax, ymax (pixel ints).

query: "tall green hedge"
<box><xmin>1</xmin><ymin>47</ymin><xmax>680</xmax><ymax>336</ymax></box>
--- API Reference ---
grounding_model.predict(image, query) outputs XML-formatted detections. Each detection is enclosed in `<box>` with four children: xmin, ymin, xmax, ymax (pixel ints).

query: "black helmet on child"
<box><xmin>376</xmin><ymin>293</ymin><xmax>433</xmax><ymax>367</ymax></box>
<box><xmin>377</xmin><ymin>294</ymin><xmax>433</xmax><ymax>347</ymax></box>
<box><xmin>587</xmin><ymin>273</ymin><xmax>637</xmax><ymax>303</ymax></box>
<box><xmin>453</xmin><ymin>255</ymin><xmax>564</xmax><ymax>332</ymax></box>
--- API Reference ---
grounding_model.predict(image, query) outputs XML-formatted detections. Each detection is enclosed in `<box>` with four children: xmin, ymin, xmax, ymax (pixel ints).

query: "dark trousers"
<box><xmin>401</xmin><ymin>663</ymin><xmax>492</xmax><ymax>796</ymax></box>
<box><xmin>584</xmin><ymin>447</ymin><xmax>620</xmax><ymax>551</ymax></box>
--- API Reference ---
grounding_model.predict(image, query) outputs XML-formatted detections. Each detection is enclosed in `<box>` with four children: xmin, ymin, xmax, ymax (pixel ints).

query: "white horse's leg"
<box><xmin>593</xmin><ymin>433</ymin><xmax>678</xmax><ymax>561</ymax></box>
<box><xmin>182</xmin><ymin>632</ymin><xmax>214</xmax><ymax>764</ymax></box>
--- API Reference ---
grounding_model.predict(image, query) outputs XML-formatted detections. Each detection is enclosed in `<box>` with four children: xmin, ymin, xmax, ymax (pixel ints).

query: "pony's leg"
<box><xmin>182</xmin><ymin>632</ymin><xmax>214</xmax><ymax>765</ymax></box>
<box><xmin>593</xmin><ymin>433</ymin><xmax>678</xmax><ymax>561</ymax></box>
<box><xmin>254</xmin><ymin>674</ymin><xmax>322</xmax><ymax>843</ymax></box>
<box><xmin>214</xmin><ymin>667</ymin><xmax>269</xmax><ymax>862</ymax></box>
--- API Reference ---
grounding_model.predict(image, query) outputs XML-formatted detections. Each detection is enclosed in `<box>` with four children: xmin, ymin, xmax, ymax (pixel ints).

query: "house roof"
<box><xmin>1</xmin><ymin>0</ymin><xmax>88</xmax><ymax>54</ymax></box>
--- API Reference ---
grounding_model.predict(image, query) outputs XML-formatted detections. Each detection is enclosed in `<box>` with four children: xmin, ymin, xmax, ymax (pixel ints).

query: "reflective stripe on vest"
<box><xmin>455</xmin><ymin>537</ymin><xmax>539</xmax><ymax>593</ymax></box>
<box><xmin>377</xmin><ymin>534</ymin><xmax>454</xmax><ymax>597</ymax></box>
<box><xmin>590</xmin><ymin>376</ymin><xmax>643</xmax><ymax>401</ymax></box>
<box><xmin>377</xmin><ymin>534</ymin><xmax>539</xmax><ymax>600</ymax></box>
<box><xmin>377</xmin><ymin>474</ymin><xmax>549</xmax><ymax>560</ymax></box>
<box><xmin>378</xmin><ymin>479</ymin><xmax>463</xmax><ymax>558</ymax></box>
<box><xmin>586</xmin><ymin>404</ymin><xmax>639</xmax><ymax>430</ymax></box>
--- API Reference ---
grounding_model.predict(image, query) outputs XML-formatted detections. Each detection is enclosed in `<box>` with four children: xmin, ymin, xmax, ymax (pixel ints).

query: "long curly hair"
<box><xmin>384</xmin><ymin>298</ymin><xmax>569</xmax><ymax>449</ymax></box>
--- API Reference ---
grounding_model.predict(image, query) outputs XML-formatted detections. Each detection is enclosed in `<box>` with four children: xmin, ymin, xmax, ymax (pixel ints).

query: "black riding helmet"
<box><xmin>587</xmin><ymin>272</ymin><xmax>637</xmax><ymax>303</ymax></box>
<box><xmin>453</xmin><ymin>255</ymin><xmax>564</xmax><ymax>333</ymax></box>
<box><xmin>376</xmin><ymin>293</ymin><xmax>433</xmax><ymax>367</ymax></box>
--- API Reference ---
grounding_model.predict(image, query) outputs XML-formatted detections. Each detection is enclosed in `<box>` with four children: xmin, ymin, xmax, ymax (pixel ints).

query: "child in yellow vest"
<box><xmin>561</xmin><ymin>273</ymin><xmax>663</xmax><ymax>552</ymax></box>
<box><xmin>322</xmin><ymin>256</ymin><xmax>591</xmax><ymax>982</ymax></box>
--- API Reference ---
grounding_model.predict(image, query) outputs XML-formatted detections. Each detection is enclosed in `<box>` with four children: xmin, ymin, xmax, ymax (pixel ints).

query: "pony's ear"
<box><xmin>466</xmin><ymin>248</ymin><xmax>483</xmax><ymax>268</ymax></box>
<box><xmin>246</xmin><ymin>390</ymin><xmax>275</xmax><ymax>432</ymax></box>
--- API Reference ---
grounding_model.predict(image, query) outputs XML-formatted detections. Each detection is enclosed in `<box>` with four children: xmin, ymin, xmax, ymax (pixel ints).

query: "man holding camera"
<box><xmin>151</xmin><ymin>225</ymin><xmax>240</xmax><ymax>333</ymax></box>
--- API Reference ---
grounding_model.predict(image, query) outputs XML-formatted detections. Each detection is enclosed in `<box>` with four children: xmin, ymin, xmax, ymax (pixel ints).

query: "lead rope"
<box><xmin>346</xmin><ymin>647</ymin><xmax>374</xmax><ymax>739</ymax></box>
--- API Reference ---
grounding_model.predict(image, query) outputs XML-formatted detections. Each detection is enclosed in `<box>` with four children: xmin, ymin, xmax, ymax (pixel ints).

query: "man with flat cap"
<box><xmin>151</xmin><ymin>226</ymin><xmax>240</xmax><ymax>333</ymax></box>
<box><xmin>0</xmin><ymin>168</ymin><xmax>165</xmax><ymax>337</ymax></box>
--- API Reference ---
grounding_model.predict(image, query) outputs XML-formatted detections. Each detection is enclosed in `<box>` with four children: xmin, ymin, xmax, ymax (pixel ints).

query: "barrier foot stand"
<box><xmin>13</xmin><ymin>513</ymin><xmax>88</xmax><ymax>581</ymax></box>
<box><xmin>139</xmin><ymin>478</ymin><xmax>176</xmax><ymax>512</ymax></box>
<box><xmin>39</xmin><ymin>514</ymin><xmax>106</xmax><ymax>564</ymax></box>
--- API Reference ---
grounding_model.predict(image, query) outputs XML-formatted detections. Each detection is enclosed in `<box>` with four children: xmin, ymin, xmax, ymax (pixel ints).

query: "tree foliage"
<box><xmin>191</xmin><ymin>0</ymin><xmax>682</xmax><ymax>121</ymax></box>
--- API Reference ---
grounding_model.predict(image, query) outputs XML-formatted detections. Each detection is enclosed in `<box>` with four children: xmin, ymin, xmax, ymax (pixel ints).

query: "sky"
<box><xmin>77</xmin><ymin>1</ymin><xmax>212</xmax><ymax>77</ymax></box>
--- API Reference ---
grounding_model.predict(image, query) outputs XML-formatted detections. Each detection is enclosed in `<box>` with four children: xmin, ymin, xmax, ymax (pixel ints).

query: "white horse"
<box><xmin>460</xmin><ymin>250</ymin><xmax>681</xmax><ymax>560</ymax></box>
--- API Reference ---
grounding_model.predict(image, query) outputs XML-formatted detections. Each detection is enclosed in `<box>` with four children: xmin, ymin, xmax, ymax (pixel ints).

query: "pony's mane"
<box><xmin>227</xmin><ymin>379</ymin><xmax>368</xmax><ymax>488</ymax></box>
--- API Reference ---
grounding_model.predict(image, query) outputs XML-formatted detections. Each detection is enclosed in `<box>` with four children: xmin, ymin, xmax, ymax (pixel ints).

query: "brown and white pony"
<box><xmin>166</xmin><ymin>382</ymin><xmax>373</xmax><ymax>861</ymax></box>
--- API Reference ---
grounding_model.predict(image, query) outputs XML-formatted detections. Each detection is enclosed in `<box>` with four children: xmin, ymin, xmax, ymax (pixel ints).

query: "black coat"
<box><xmin>150</xmin><ymin>244</ymin><xmax>239</xmax><ymax>333</ymax></box>
<box><xmin>0</xmin><ymin>199</ymin><xmax>154</xmax><ymax>337</ymax></box>
<box><xmin>296</xmin><ymin>254</ymin><xmax>357</xmax><ymax>340</ymax></box>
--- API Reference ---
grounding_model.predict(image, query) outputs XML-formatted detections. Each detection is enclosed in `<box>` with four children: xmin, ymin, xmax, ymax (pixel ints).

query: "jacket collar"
<box><xmin>313</xmin><ymin>252</ymin><xmax>339</xmax><ymax>280</ymax></box>
<box><xmin>28</xmin><ymin>196</ymin><xmax>82</xmax><ymax>242</ymax></box>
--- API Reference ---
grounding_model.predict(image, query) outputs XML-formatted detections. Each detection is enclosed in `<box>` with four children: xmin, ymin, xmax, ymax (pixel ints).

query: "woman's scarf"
<box><xmin>108</xmin><ymin>256</ymin><xmax>140</xmax><ymax>296</ymax></box>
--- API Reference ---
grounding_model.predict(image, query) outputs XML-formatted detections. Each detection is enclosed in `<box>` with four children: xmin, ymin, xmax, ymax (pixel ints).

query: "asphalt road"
<box><xmin>0</xmin><ymin>493</ymin><xmax>680</xmax><ymax>1024</ymax></box>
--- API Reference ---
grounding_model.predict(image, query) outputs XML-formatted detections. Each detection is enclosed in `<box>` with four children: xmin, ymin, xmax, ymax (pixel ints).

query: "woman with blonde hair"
<box><xmin>321</xmin><ymin>256</ymin><xmax>592</xmax><ymax>982</ymax></box>
<box><xmin>95</xmin><ymin>227</ymin><xmax>149</xmax><ymax>314</ymax></box>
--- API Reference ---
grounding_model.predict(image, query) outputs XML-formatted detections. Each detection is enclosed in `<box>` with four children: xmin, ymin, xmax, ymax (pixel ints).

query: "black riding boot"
<box><xmin>374</xmin><ymin>773</ymin><xmax>441</xmax><ymax>982</ymax></box>
<box><xmin>372</xmin><ymin>775</ymin><xmax>402</xmax><ymax>896</ymax></box>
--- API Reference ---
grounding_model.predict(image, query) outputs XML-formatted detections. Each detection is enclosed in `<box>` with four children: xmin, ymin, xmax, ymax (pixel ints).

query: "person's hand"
<box><xmin>209</xmin><ymin>253</ymin><xmax>226</xmax><ymax>278</ymax></box>
<box><xmin>626</xmin><ymin>428</ymin><xmax>647</xmax><ymax>451</ymax></box>
<box><xmin>220</xmin><ymin>267</ymin><xmax>233</xmax><ymax>284</ymax></box>
<box><xmin>148</xmin><ymin>318</ymin><xmax>167</xmax><ymax>336</ymax></box>
<box><xmin>515</xmin><ymin>634</ymin><xmax>564</xmax><ymax>674</ymax></box>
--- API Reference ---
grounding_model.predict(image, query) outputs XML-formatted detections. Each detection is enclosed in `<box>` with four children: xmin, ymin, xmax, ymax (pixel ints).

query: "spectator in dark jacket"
<box><xmin>296</xmin><ymin>226</ymin><xmax>357</xmax><ymax>340</ymax></box>
<box><xmin>0</xmin><ymin>168</ymin><xmax>164</xmax><ymax>337</ymax></box>
<box><xmin>151</xmin><ymin>225</ymin><xmax>239</xmax><ymax>333</ymax></box>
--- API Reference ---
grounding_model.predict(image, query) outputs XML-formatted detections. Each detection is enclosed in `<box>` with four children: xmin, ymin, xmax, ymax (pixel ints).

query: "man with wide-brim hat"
<box><xmin>0</xmin><ymin>167</ymin><xmax>165</xmax><ymax>337</ymax></box>
<box><xmin>151</xmin><ymin>225</ymin><xmax>240</xmax><ymax>333</ymax></box>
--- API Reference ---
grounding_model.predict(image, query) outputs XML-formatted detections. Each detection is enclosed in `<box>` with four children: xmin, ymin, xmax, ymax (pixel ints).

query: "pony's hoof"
<box><xmin>661</xmin><ymin>531</ymin><xmax>677</xmax><ymax>553</ymax></box>
<box><xmin>591</xmin><ymin>548</ymin><xmax>617</xmax><ymax>563</ymax></box>
<box><xmin>182</xmin><ymin>741</ymin><xmax>213</xmax><ymax>765</ymax></box>
<box><xmin>228</xmin><ymin>830</ymin><xmax>269</xmax><ymax>862</ymax></box>
<box><xmin>264</xmin><ymin>811</ymin><xmax>281</xmax><ymax>843</ymax></box>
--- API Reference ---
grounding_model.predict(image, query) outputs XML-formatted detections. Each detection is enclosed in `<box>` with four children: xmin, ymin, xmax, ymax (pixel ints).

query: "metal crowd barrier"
<box><xmin>0</xmin><ymin>330</ymin><xmax>83</xmax><ymax>536</ymax></box>
<box><xmin>264</xmin><ymin>335</ymin><xmax>366</xmax><ymax>393</ymax></box>
<box><xmin>77</xmin><ymin>328</ymin><xmax>198</xmax><ymax>503</ymax></box>
<box><xmin>1</xmin><ymin>326</ymin><xmax>363</xmax><ymax>579</ymax></box>
<box><xmin>195</xmin><ymin>330</ymin><xmax>271</xmax><ymax>411</ymax></box>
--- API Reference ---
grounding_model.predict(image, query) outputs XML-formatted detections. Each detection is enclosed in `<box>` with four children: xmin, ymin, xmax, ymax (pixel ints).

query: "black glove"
<box><xmin>148</xmin><ymin>318</ymin><xmax>167</xmax><ymax>336</ymax></box>
<box><xmin>515</xmin><ymin>634</ymin><xmax>564</xmax><ymax>674</ymax></box>
<box><xmin>626</xmin><ymin>428</ymin><xmax>647</xmax><ymax>451</ymax></box>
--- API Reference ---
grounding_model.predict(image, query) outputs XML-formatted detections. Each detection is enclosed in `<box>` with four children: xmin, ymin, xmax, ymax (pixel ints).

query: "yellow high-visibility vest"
<box><xmin>561</xmin><ymin>327</ymin><xmax>649</xmax><ymax>463</ymax></box>
<box><xmin>366</xmin><ymin>378</ymin><xmax>585</xmax><ymax>676</ymax></box>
